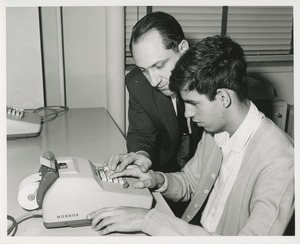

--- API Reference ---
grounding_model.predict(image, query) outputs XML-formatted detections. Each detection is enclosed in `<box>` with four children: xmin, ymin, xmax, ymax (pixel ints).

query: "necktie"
<box><xmin>176</xmin><ymin>95</ymin><xmax>189</xmax><ymax>135</ymax></box>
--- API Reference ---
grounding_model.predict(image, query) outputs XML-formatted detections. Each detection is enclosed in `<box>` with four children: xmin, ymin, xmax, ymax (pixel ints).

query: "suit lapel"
<box><xmin>130</xmin><ymin>71</ymin><xmax>179</xmax><ymax>142</ymax></box>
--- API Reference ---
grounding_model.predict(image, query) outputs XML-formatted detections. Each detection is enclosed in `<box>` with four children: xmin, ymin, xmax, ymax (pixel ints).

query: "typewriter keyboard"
<box><xmin>96</xmin><ymin>166</ymin><xmax>129</xmax><ymax>188</ymax></box>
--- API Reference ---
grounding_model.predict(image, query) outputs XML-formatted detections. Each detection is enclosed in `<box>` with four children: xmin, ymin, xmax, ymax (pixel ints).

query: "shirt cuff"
<box><xmin>154</xmin><ymin>172</ymin><xmax>168</xmax><ymax>193</ymax></box>
<box><xmin>136</xmin><ymin>150</ymin><xmax>150</xmax><ymax>159</ymax></box>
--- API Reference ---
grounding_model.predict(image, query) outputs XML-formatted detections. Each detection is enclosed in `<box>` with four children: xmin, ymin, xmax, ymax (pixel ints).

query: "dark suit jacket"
<box><xmin>126</xmin><ymin>67</ymin><xmax>202</xmax><ymax>172</ymax></box>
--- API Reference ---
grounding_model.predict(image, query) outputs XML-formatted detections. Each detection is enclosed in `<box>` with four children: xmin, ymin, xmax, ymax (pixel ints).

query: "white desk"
<box><xmin>7</xmin><ymin>107</ymin><xmax>173</xmax><ymax>237</ymax></box>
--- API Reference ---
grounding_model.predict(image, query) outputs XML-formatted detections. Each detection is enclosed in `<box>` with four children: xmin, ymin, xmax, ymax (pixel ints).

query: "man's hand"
<box><xmin>87</xmin><ymin>207</ymin><xmax>149</xmax><ymax>235</ymax></box>
<box><xmin>105</xmin><ymin>152</ymin><xmax>152</xmax><ymax>174</ymax></box>
<box><xmin>110</xmin><ymin>165</ymin><xmax>161</xmax><ymax>189</ymax></box>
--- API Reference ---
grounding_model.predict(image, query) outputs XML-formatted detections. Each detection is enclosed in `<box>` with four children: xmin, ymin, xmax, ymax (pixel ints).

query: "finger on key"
<box><xmin>117</xmin><ymin>154</ymin><xmax>136</xmax><ymax>173</ymax></box>
<box><xmin>107</xmin><ymin>154</ymin><xmax>124</xmax><ymax>171</ymax></box>
<box><xmin>139</xmin><ymin>162</ymin><xmax>151</xmax><ymax>173</ymax></box>
<box><xmin>110</xmin><ymin>167</ymin><xmax>141</xmax><ymax>180</ymax></box>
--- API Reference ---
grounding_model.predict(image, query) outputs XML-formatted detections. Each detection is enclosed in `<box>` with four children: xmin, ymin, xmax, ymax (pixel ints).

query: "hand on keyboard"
<box><xmin>107</xmin><ymin>165</ymin><xmax>158</xmax><ymax>190</ymax></box>
<box><xmin>97</xmin><ymin>166</ymin><xmax>129</xmax><ymax>188</ymax></box>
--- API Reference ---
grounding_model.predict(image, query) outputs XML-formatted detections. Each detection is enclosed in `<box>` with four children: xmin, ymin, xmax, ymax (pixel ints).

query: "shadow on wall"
<box><xmin>247</xmin><ymin>76</ymin><xmax>276</xmax><ymax>119</ymax></box>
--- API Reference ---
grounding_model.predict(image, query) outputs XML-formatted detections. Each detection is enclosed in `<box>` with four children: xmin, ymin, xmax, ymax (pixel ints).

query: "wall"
<box><xmin>105</xmin><ymin>7</ymin><xmax>125</xmax><ymax>134</ymax></box>
<box><xmin>40</xmin><ymin>6</ymin><xmax>107</xmax><ymax>108</ymax></box>
<box><xmin>6</xmin><ymin>6</ymin><xmax>107</xmax><ymax>109</ymax></box>
<box><xmin>7</xmin><ymin>6</ymin><xmax>126</xmax><ymax>134</ymax></box>
<box><xmin>40</xmin><ymin>7</ymin><xmax>63</xmax><ymax>105</ymax></box>
<box><xmin>62</xmin><ymin>7</ymin><xmax>107</xmax><ymax>109</ymax></box>
<box><xmin>6</xmin><ymin>7</ymin><xmax>44</xmax><ymax>108</ymax></box>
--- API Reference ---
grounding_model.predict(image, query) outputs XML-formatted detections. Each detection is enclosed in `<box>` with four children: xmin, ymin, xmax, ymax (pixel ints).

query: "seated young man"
<box><xmin>87</xmin><ymin>35</ymin><xmax>294</xmax><ymax>236</ymax></box>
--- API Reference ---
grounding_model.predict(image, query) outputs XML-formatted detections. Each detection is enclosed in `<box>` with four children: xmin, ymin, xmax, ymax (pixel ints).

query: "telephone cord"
<box><xmin>7</xmin><ymin>209</ymin><xmax>43</xmax><ymax>236</ymax></box>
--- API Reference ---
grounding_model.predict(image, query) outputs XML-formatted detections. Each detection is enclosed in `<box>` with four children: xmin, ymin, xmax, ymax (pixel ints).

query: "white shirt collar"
<box><xmin>214</xmin><ymin>102</ymin><xmax>264</xmax><ymax>155</ymax></box>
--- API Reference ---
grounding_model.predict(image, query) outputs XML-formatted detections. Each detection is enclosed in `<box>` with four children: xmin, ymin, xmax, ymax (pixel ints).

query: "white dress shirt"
<box><xmin>171</xmin><ymin>94</ymin><xmax>191</xmax><ymax>134</ymax></box>
<box><xmin>200</xmin><ymin>102</ymin><xmax>264</xmax><ymax>232</ymax></box>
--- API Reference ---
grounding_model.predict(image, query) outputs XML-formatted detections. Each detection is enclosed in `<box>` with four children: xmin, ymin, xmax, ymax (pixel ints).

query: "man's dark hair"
<box><xmin>169</xmin><ymin>35</ymin><xmax>248</xmax><ymax>101</ymax></box>
<box><xmin>129</xmin><ymin>11</ymin><xmax>185</xmax><ymax>53</ymax></box>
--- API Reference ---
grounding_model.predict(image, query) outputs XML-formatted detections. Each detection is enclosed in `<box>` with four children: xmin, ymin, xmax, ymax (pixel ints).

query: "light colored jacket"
<box><xmin>142</xmin><ymin>117</ymin><xmax>294</xmax><ymax>235</ymax></box>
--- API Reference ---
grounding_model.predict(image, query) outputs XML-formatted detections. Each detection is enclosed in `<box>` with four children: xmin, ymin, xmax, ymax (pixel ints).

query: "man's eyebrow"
<box><xmin>183</xmin><ymin>99</ymin><xmax>197</xmax><ymax>104</ymax></box>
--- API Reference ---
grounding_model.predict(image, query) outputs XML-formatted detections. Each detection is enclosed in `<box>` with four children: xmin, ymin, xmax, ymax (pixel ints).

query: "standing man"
<box><xmin>88</xmin><ymin>35</ymin><xmax>294</xmax><ymax>236</ymax></box>
<box><xmin>108</xmin><ymin>11</ymin><xmax>202</xmax><ymax>173</ymax></box>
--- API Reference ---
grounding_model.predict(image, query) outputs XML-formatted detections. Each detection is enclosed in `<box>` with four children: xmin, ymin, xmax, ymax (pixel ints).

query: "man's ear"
<box><xmin>178</xmin><ymin>39</ymin><xmax>189</xmax><ymax>54</ymax></box>
<box><xmin>216</xmin><ymin>89</ymin><xmax>231</xmax><ymax>108</ymax></box>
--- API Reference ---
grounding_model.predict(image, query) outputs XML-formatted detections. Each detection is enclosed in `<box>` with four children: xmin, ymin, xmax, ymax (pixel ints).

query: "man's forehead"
<box><xmin>132</xmin><ymin>30</ymin><xmax>163</xmax><ymax>50</ymax></box>
<box><xmin>134</xmin><ymin>29</ymin><xmax>163</xmax><ymax>45</ymax></box>
<box><xmin>132</xmin><ymin>42</ymin><xmax>175</xmax><ymax>69</ymax></box>
<box><xmin>181</xmin><ymin>89</ymin><xmax>204</xmax><ymax>99</ymax></box>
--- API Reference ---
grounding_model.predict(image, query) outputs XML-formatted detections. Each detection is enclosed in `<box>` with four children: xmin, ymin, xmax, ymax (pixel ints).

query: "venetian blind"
<box><xmin>125</xmin><ymin>6</ymin><xmax>293</xmax><ymax>64</ymax></box>
<box><xmin>152</xmin><ymin>6</ymin><xmax>223</xmax><ymax>45</ymax></box>
<box><xmin>125</xmin><ymin>6</ymin><xmax>147</xmax><ymax>63</ymax></box>
<box><xmin>226</xmin><ymin>6</ymin><xmax>293</xmax><ymax>56</ymax></box>
<box><xmin>125</xmin><ymin>6</ymin><xmax>222</xmax><ymax>64</ymax></box>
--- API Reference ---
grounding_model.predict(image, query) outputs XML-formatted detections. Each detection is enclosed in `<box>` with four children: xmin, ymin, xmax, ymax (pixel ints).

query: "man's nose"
<box><xmin>148</xmin><ymin>69</ymin><xmax>161</xmax><ymax>87</ymax></box>
<box><xmin>184</xmin><ymin>104</ymin><xmax>195</xmax><ymax>119</ymax></box>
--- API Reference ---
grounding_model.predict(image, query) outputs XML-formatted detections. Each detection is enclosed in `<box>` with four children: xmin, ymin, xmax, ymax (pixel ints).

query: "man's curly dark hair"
<box><xmin>169</xmin><ymin>35</ymin><xmax>248</xmax><ymax>101</ymax></box>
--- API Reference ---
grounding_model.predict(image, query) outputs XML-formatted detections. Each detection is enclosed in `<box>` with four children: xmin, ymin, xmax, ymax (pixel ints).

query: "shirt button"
<box><xmin>186</xmin><ymin>215</ymin><xmax>191</xmax><ymax>220</ymax></box>
<box><xmin>211</xmin><ymin>173</ymin><xmax>216</xmax><ymax>179</ymax></box>
<box><xmin>194</xmin><ymin>204</ymin><xmax>200</xmax><ymax>208</ymax></box>
<box><xmin>204</xmin><ymin>189</ymin><xmax>209</xmax><ymax>194</ymax></box>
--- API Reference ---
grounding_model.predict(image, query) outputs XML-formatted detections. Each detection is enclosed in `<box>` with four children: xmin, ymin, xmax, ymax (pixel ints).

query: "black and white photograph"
<box><xmin>1</xmin><ymin>0</ymin><xmax>298</xmax><ymax>243</ymax></box>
